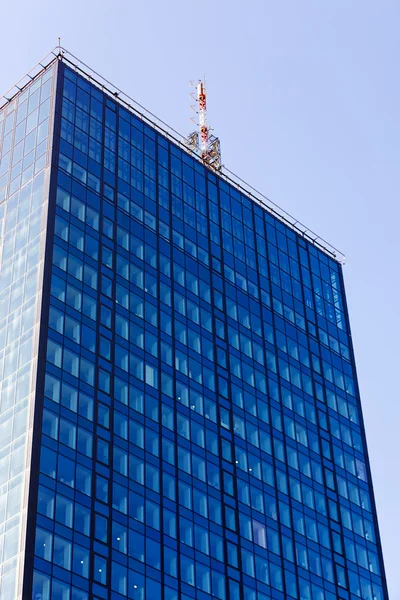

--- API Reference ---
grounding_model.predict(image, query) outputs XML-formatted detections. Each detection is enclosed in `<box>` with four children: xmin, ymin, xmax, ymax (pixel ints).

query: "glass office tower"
<box><xmin>0</xmin><ymin>52</ymin><xmax>388</xmax><ymax>600</ymax></box>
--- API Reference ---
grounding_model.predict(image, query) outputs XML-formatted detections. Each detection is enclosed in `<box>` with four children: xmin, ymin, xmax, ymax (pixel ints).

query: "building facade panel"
<box><xmin>0</xmin><ymin>61</ymin><xmax>57</xmax><ymax>600</ymax></box>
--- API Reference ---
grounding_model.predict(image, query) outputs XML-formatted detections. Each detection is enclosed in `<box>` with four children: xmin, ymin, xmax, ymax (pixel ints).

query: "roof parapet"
<box><xmin>0</xmin><ymin>47</ymin><xmax>345</xmax><ymax>264</ymax></box>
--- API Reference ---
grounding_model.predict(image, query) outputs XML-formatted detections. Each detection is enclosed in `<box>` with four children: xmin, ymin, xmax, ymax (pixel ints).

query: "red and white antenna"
<box><xmin>197</xmin><ymin>80</ymin><xmax>208</xmax><ymax>159</ymax></box>
<box><xmin>186</xmin><ymin>78</ymin><xmax>222</xmax><ymax>171</ymax></box>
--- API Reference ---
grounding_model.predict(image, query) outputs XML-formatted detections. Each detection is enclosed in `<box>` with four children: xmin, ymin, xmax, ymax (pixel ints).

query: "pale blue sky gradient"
<box><xmin>1</xmin><ymin>1</ymin><xmax>399</xmax><ymax>596</ymax></box>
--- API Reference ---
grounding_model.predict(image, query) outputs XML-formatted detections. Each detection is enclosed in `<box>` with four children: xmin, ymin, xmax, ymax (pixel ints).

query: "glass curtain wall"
<box><xmin>29</xmin><ymin>60</ymin><xmax>388</xmax><ymax>600</ymax></box>
<box><xmin>0</xmin><ymin>61</ymin><xmax>57</xmax><ymax>600</ymax></box>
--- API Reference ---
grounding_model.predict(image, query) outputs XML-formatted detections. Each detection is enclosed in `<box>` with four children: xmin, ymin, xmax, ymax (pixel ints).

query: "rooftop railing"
<box><xmin>1</xmin><ymin>46</ymin><xmax>345</xmax><ymax>264</ymax></box>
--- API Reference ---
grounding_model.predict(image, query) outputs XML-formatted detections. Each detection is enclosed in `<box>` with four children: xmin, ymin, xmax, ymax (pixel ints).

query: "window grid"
<box><xmin>22</xmin><ymin>61</ymin><xmax>389</xmax><ymax>600</ymax></box>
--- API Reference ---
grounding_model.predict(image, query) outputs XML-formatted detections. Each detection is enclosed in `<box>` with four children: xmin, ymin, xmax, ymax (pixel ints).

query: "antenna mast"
<box><xmin>186</xmin><ymin>78</ymin><xmax>221</xmax><ymax>171</ymax></box>
<box><xmin>197</xmin><ymin>80</ymin><xmax>208</xmax><ymax>159</ymax></box>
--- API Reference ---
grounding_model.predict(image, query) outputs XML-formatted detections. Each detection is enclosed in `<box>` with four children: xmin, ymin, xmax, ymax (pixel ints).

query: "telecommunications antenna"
<box><xmin>186</xmin><ymin>78</ymin><xmax>222</xmax><ymax>171</ymax></box>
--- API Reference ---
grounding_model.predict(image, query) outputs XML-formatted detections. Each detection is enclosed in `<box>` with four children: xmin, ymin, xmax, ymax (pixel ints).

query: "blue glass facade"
<box><xmin>0</xmin><ymin>55</ymin><xmax>388</xmax><ymax>600</ymax></box>
<box><xmin>0</xmin><ymin>61</ymin><xmax>57</xmax><ymax>600</ymax></box>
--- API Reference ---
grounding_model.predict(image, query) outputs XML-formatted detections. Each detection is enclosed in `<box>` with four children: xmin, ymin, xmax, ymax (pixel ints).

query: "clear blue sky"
<box><xmin>2</xmin><ymin>1</ymin><xmax>399</xmax><ymax>596</ymax></box>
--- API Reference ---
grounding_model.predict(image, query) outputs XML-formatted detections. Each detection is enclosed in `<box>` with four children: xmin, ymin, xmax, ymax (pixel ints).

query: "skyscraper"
<box><xmin>0</xmin><ymin>49</ymin><xmax>388</xmax><ymax>600</ymax></box>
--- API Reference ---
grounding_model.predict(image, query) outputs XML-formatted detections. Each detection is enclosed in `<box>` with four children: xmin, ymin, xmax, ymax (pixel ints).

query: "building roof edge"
<box><xmin>0</xmin><ymin>47</ymin><xmax>345</xmax><ymax>264</ymax></box>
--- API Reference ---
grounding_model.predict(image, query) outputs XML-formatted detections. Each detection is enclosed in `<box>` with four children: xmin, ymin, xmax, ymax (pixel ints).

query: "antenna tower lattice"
<box><xmin>186</xmin><ymin>79</ymin><xmax>222</xmax><ymax>171</ymax></box>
